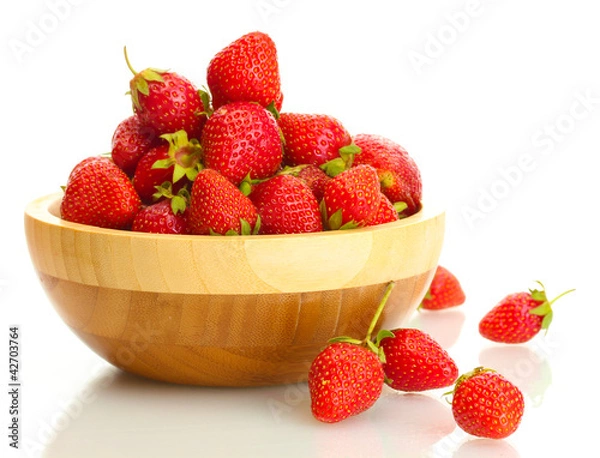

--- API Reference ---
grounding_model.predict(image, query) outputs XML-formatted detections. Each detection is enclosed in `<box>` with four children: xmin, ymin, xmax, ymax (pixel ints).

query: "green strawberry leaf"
<box><xmin>338</xmin><ymin>143</ymin><xmax>361</xmax><ymax>169</ymax></box>
<box><xmin>394</xmin><ymin>201</ymin><xmax>408</xmax><ymax>214</ymax></box>
<box><xmin>541</xmin><ymin>310</ymin><xmax>553</xmax><ymax>332</ymax></box>
<box><xmin>265</xmin><ymin>101</ymin><xmax>280</xmax><ymax>120</ymax></box>
<box><xmin>327</xmin><ymin>208</ymin><xmax>344</xmax><ymax>231</ymax></box>
<box><xmin>253</xmin><ymin>215</ymin><xmax>262</xmax><ymax>235</ymax></box>
<box><xmin>135</xmin><ymin>77</ymin><xmax>150</xmax><ymax>97</ymax></box>
<box><xmin>529</xmin><ymin>302</ymin><xmax>552</xmax><ymax>316</ymax></box>
<box><xmin>140</xmin><ymin>68</ymin><xmax>165</xmax><ymax>83</ymax></box>
<box><xmin>152</xmin><ymin>159</ymin><xmax>173</xmax><ymax>170</ymax></box>
<box><xmin>320</xmin><ymin>158</ymin><xmax>347</xmax><ymax>178</ymax></box>
<box><xmin>171</xmin><ymin>195</ymin><xmax>187</xmax><ymax>215</ymax></box>
<box><xmin>240</xmin><ymin>219</ymin><xmax>253</xmax><ymax>236</ymax></box>
<box><xmin>375</xmin><ymin>329</ymin><xmax>395</xmax><ymax>346</ymax></box>
<box><xmin>197</xmin><ymin>87</ymin><xmax>214</xmax><ymax>117</ymax></box>
<box><xmin>328</xmin><ymin>336</ymin><xmax>363</xmax><ymax>345</ymax></box>
<box><xmin>339</xmin><ymin>220</ymin><xmax>361</xmax><ymax>230</ymax></box>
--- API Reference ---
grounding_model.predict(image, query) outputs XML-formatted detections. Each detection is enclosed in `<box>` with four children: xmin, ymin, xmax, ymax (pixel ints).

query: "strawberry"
<box><xmin>419</xmin><ymin>266</ymin><xmax>466</xmax><ymax>310</ymax></box>
<box><xmin>207</xmin><ymin>31</ymin><xmax>283</xmax><ymax>111</ymax></box>
<box><xmin>321</xmin><ymin>164</ymin><xmax>381</xmax><ymax>230</ymax></box>
<box><xmin>479</xmin><ymin>282</ymin><xmax>575</xmax><ymax>344</ymax></box>
<box><xmin>111</xmin><ymin>115</ymin><xmax>162</xmax><ymax>176</ymax></box>
<box><xmin>61</xmin><ymin>156</ymin><xmax>141</xmax><ymax>229</ymax></box>
<box><xmin>131</xmin><ymin>198</ymin><xmax>189</xmax><ymax>235</ymax></box>
<box><xmin>278</xmin><ymin>113</ymin><xmax>358</xmax><ymax>167</ymax></box>
<box><xmin>201</xmin><ymin>101</ymin><xmax>283</xmax><ymax>186</ymax></box>
<box><xmin>353</xmin><ymin>134</ymin><xmax>422</xmax><ymax>217</ymax></box>
<box><xmin>380</xmin><ymin>328</ymin><xmax>458</xmax><ymax>392</ymax></box>
<box><xmin>365</xmin><ymin>194</ymin><xmax>400</xmax><ymax>227</ymax></box>
<box><xmin>449</xmin><ymin>367</ymin><xmax>525</xmax><ymax>439</ymax></box>
<box><xmin>308</xmin><ymin>283</ymin><xmax>395</xmax><ymax>423</ymax></box>
<box><xmin>278</xmin><ymin>164</ymin><xmax>331</xmax><ymax>201</ymax></box>
<box><xmin>188</xmin><ymin>168</ymin><xmax>260</xmax><ymax>235</ymax></box>
<box><xmin>249</xmin><ymin>174</ymin><xmax>322</xmax><ymax>234</ymax></box>
<box><xmin>124</xmin><ymin>48</ymin><xmax>207</xmax><ymax>139</ymax></box>
<box><xmin>132</xmin><ymin>130</ymin><xmax>201</xmax><ymax>204</ymax></box>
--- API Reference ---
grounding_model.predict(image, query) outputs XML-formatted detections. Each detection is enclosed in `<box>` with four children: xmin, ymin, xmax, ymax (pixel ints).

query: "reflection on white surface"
<box><xmin>454</xmin><ymin>438</ymin><xmax>520</xmax><ymax>458</ymax></box>
<box><xmin>407</xmin><ymin>309</ymin><xmax>466</xmax><ymax>349</ymax></box>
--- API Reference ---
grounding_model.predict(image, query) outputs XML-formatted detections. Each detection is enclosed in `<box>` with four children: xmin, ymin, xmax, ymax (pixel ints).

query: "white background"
<box><xmin>1</xmin><ymin>0</ymin><xmax>598</xmax><ymax>457</ymax></box>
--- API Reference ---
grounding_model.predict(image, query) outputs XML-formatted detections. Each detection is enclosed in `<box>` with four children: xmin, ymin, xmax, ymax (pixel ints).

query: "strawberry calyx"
<box><xmin>443</xmin><ymin>366</ymin><xmax>496</xmax><ymax>400</ymax></box>
<box><xmin>151</xmin><ymin>130</ymin><xmax>203</xmax><ymax>183</ymax></box>
<box><xmin>320</xmin><ymin>143</ymin><xmax>362</xmax><ymax>178</ymax></box>
<box><xmin>197</xmin><ymin>87</ymin><xmax>214</xmax><ymax>118</ymax></box>
<box><xmin>326</xmin><ymin>282</ymin><xmax>395</xmax><ymax>363</ymax></box>
<box><xmin>152</xmin><ymin>182</ymin><xmax>190</xmax><ymax>215</ymax></box>
<box><xmin>528</xmin><ymin>281</ymin><xmax>576</xmax><ymax>333</ymax></box>
<box><xmin>123</xmin><ymin>46</ymin><xmax>167</xmax><ymax>112</ymax></box>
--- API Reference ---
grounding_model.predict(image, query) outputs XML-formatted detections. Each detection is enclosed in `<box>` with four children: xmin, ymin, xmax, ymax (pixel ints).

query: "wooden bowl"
<box><xmin>24</xmin><ymin>193</ymin><xmax>445</xmax><ymax>387</ymax></box>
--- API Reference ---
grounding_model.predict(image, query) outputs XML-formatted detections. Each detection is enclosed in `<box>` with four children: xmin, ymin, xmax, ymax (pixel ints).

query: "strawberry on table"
<box><xmin>479</xmin><ymin>281</ymin><xmax>575</xmax><ymax>344</ymax></box>
<box><xmin>61</xmin><ymin>156</ymin><xmax>141</xmax><ymax>230</ymax></box>
<box><xmin>353</xmin><ymin>134</ymin><xmax>422</xmax><ymax>218</ymax></box>
<box><xmin>321</xmin><ymin>164</ymin><xmax>381</xmax><ymax>230</ymax></box>
<box><xmin>278</xmin><ymin>113</ymin><xmax>358</xmax><ymax>168</ymax></box>
<box><xmin>308</xmin><ymin>283</ymin><xmax>395</xmax><ymax>423</ymax></box>
<box><xmin>249</xmin><ymin>174</ymin><xmax>322</xmax><ymax>234</ymax></box>
<box><xmin>111</xmin><ymin>115</ymin><xmax>162</xmax><ymax>177</ymax></box>
<box><xmin>448</xmin><ymin>367</ymin><xmax>525</xmax><ymax>439</ymax></box>
<box><xmin>201</xmin><ymin>101</ymin><xmax>283</xmax><ymax>186</ymax></box>
<box><xmin>380</xmin><ymin>328</ymin><xmax>458</xmax><ymax>392</ymax></box>
<box><xmin>207</xmin><ymin>31</ymin><xmax>283</xmax><ymax>111</ymax></box>
<box><xmin>124</xmin><ymin>47</ymin><xmax>207</xmax><ymax>139</ymax></box>
<box><xmin>419</xmin><ymin>265</ymin><xmax>466</xmax><ymax>310</ymax></box>
<box><xmin>187</xmin><ymin>168</ymin><xmax>260</xmax><ymax>236</ymax></box>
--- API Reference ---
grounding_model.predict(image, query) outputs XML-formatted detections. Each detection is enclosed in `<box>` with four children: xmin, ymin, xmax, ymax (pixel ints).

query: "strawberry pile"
<box><xmin>60</xmin><ymin>31</ymin><xmax>422</xmax><ymax>235</ymax></box>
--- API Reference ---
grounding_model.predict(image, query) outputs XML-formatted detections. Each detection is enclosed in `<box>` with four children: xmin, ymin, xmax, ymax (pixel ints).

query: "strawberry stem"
<box><xmin>123</xmin><ymin>46</ymin><xmax>137</xmax><ymax>75</ymax></box>
<box><xmin>364</xmin><ymin>281</ymin><xmax>395</xmax><ymax>343</ymax></box>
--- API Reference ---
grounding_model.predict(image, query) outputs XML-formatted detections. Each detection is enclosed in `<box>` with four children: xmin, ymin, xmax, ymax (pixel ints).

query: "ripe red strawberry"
<box><xmin>249</xmin><ymin>174</ymin><xmax>322</xmax><ymax>234</ymax></box>
<box><xmin>124</xmin><ymin>48</ymin><xmax>207</xmax><ymax>139</ymax></box>
<box><xmin>308</xmin><ymin>283</ymin><xmax>395</xmax><ymax>423</ymax></box>
<box><xmin>295</xmin><ymin>164</ymin><xmax>331</xmax><ymax>201</ymax></box>
<box><xmin>278</xmin><ymin>113</ymin><xmax>357</xmax><ymax>167</ymax></box>
<box><xmin>365</xmin><ymin>194</ymin><xmax>400</xmax><ymax>227</ymax></box>
<box><xmin>132</xmin><ymin>198</ymin><xmax>189</xmax><ymax>235</ymax></box>
<box><xmin>111</xmin><ymin>115</ymin><xmax>162</xmax><ymax>176</ymax></box>
<box><xmin>321</xmin><ymin>164</ymin><xmax>381</xmax><ymax>230</ymax></box>
<box><xmin>419</xmin><ymin>266</ymin><xmax>466</xmax><ymax>310</ymax></box>
<box><xmin>207</xmin><ymin>31</ymin><xmax>283</xmax><ymax>111</ymax></box>
<box><xmin>188</xmin><ymin>168</ymin><xmax>259</xmax><ymax>235</ymax></box>
<box><xmin>353</xmin><ymin>134</ymin><xmax>422</xmax><ymax>217</ymax></box>
<box><xmin>380</xmin><ymin>328</ymin><xmax>458</xmax><ymax>392</ymax></box>
<box><xmin>449</xmin><ymin>367</ymin><xmax>525</xmax><ymax>439</ymax></box>
<box><xmin>61</xmin><ymin>156</ymin><xmax>141</xmax><ymax>229</ymax></box>
<box><xmin>309</xmin><ymin>342</ymin><xmax>384</xmax><ymax>423</ymax></box>
<box><xmin>479</xmin><ymin>282</ymin><xmax>575</xmax><ymax>344</ymax></box>
<box><xmin>132</xmin><ymin>130</ymin><xmax>201</xmax><ymax>203</ymax></box>
<box><xmin>201</xmin><ymin>101</ymin><xmax>282</xmax><ymax>186</ymax></box>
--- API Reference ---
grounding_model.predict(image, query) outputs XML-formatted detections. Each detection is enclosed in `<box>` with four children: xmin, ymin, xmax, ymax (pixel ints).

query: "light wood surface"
<box><xmin>24</xmin><ymin>193</ymin><xmax>445</xmax><ymax>386</ymax></box>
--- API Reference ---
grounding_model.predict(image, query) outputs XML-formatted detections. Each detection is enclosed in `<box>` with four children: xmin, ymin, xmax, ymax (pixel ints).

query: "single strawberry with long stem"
<box><xmin>201</xmin><ymin>101</ymin><xmax>283</xmax><ymax>186</ymax></box>
<box><xmin>207</xmin><ymin>31</ymin><xmax>283</xmax><ymax>111</ymax></box>
<box><xmin>448</xmin><ymin>367</ymin><xmax>525</xmax><ymax>439</ymax></box>
<box><xmin>124</xmin><ymin>47</ymin><xmax>207</xmax><ymax>139</ymax></box>
<box><xmin>308</xmin><ymin>282</ymin><xmax>395</xmax><ymax>423</ymax></box>
<box><xmin>419</xmin><ymin>266</ymin><xmax>466</xmax><ymax>311</ymax></box>
<box><xmin>249</xmin><ymin>174</ymin><xmax>323</xmax><ymax>234</ymax></box>
<box><xmin>479</xmin><ymin>281</ymin><xmax>575</xmax><ymax>343</ymax></box>
<box><xmin>278</xmin><ymin>113</ymin><xmax>359</xmax><ymax>168</ymax></box>
<box><xmin>187</xmin><ymin>168</ymin><xmax>260</xmax><ymax>236</ymax></box>
<box><xmin>61</xmin><ymin>156</ymin><xmax>141</xmax><ymax>229</ymax></box>
<box><xmin>379</xmin><ymin>328</ymin><xmax>458</xmax><ymax>392</ymax></box>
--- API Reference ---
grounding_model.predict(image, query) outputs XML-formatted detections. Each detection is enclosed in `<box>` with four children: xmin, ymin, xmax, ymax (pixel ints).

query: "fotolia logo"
<box><xmin>8</xmin><ymin>0</ymin><xmax>86</xmax><ymax>64</ymax></box>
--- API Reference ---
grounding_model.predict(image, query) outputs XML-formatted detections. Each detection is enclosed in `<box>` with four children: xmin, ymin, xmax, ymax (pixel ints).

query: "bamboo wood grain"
<box><xmin>25</xmin><ymin>193</ymin><xmax>445</xmax><ymax>386</ymax></box>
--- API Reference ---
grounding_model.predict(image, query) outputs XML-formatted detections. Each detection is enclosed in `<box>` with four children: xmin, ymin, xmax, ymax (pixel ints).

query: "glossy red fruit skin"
<box><xmin>278</xmin><ymin>113</ymin><xmax>353</xmax><ymax>167</ymax></box>
<box><xmin>111</xmin><ymin>115</ymin><xmax>162</xmax><ymax>177</ymax></box>
<box><xmin>366</xmin><ymin>194</ymin><xmax>399</xmax><ymax>226</ymax></box>
<box><xmin>479</xmin><ymin>292</ymin><xmax>544</xmax><ymax>343</ymax></box>
<box><xmin>60</xmin><ymin>156</ymin><xmax>141</xmax><ymax>229</ymax></box>
<box><xmin>420</xmin><ymin>266</ymin><xmax>466</xmax><ymax>310</ymax></box>
<box><xmin>308</xmin><ymin>342</ymin><xmax>384</xmax><ymax>423</ymax></box>
<box><xmin>295</xmin><ymin>164</ymin><xmax>331</xmax><ymax>202</ymax></box>
<box><xmin>380</xmin><ymin>328</ymin><xmax>458</xmax><ymax>392</ymax></box>
<box><xmin>207</xmin><ymin>31</ymin><xmax>283</xmax><ymax>111</ymax></box>
<box><xmin>134</xmin><ymin>72</ymin><xmax>206</xmax><ymax>140</ymax></box>
<box><xmin>249</xmin><ymin>175</ymin><xmax>322</xmax><ymax>234</ymax></box>
<box><xmin>201</xmin><ymin>102</ymin><xmax>283</xmax><ymax>186</ymax></box>
<box><xmin>322</xmin><ymin>164</ymin><xmax>381</xmax><ymax>229</ymax></box>
<box><xmin>131</xmin><ymin>199</ymin><xmax>188</xmax><ymax>235</ymax></box>
<box><xmin>187</xmin><ymin>168</ymin><xmax>259</xmax><ymax>235</ymax></box>
<box><xmin>452</xmin><ymin>370</ymin><xmax>525</xmax><ymax>439</ymax></box>
<box><xmin>353</xmin><ymin>134</ymin><xmax>422</xmax><ymax>217</ymax></box>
